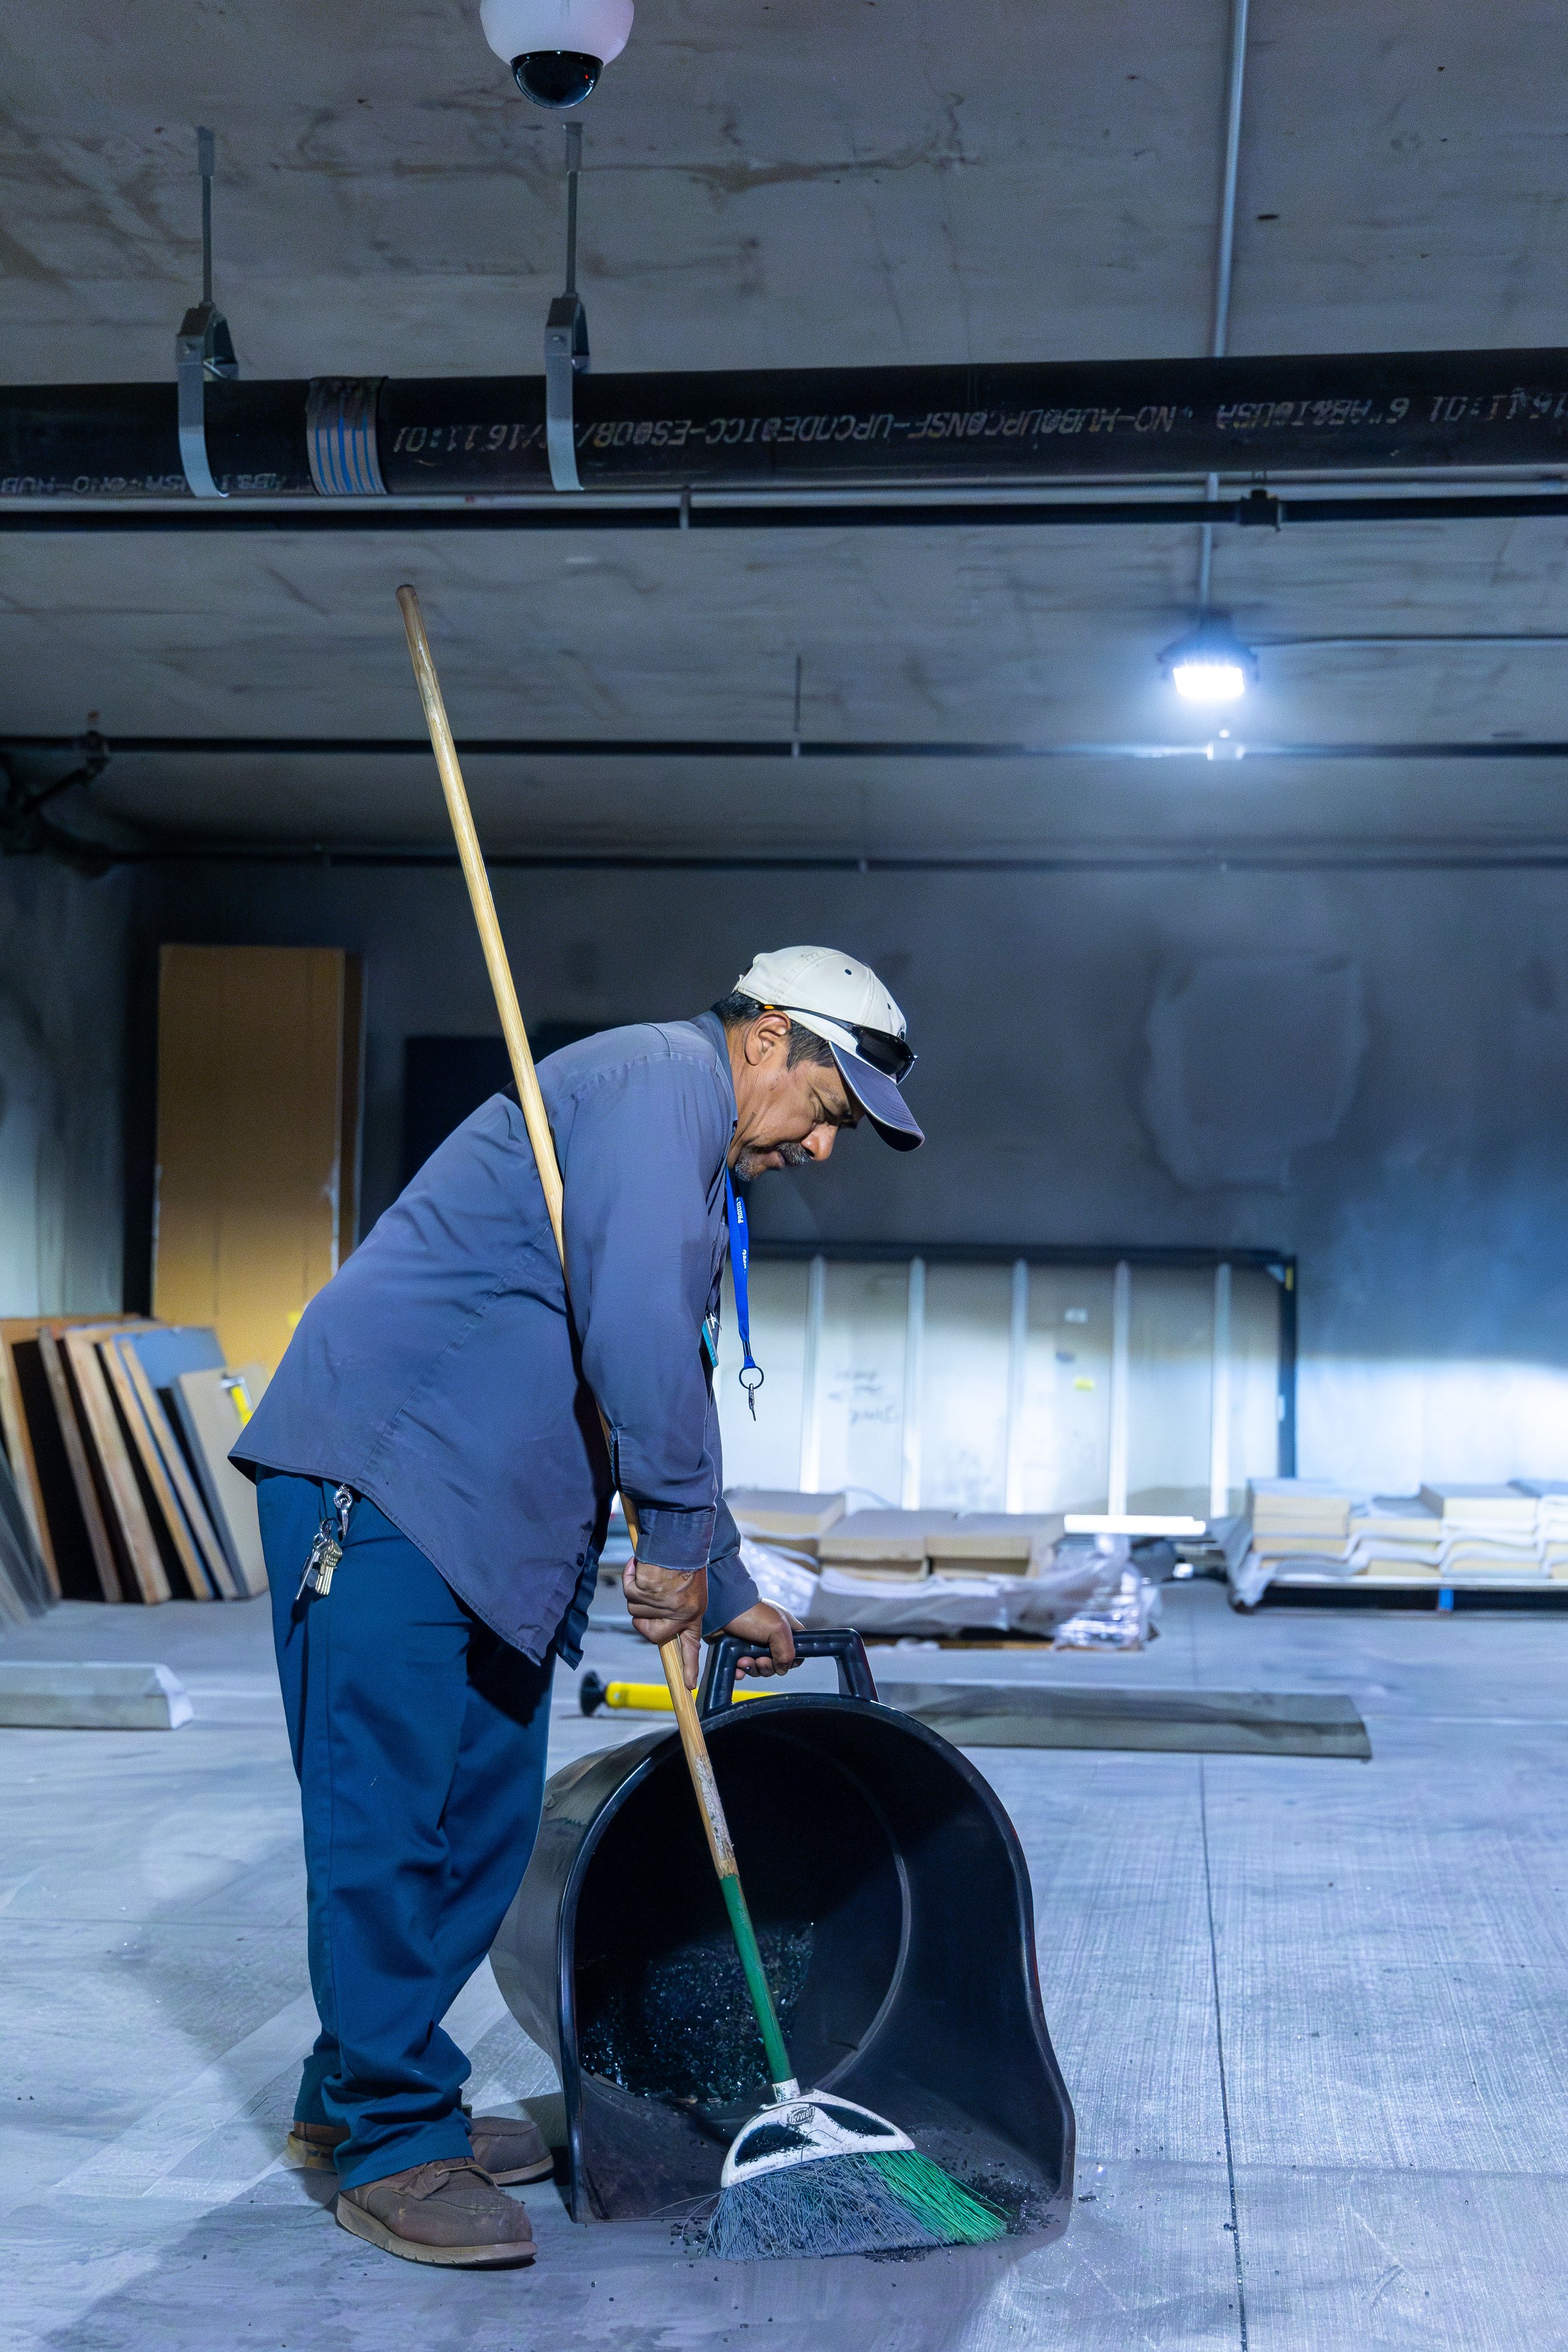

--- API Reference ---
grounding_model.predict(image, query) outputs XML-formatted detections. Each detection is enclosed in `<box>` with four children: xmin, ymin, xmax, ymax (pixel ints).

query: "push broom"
<box><xmin>396</xmin><ymin>585</ymin><xmax>1005</xmax><ymax>2261</ymax></box>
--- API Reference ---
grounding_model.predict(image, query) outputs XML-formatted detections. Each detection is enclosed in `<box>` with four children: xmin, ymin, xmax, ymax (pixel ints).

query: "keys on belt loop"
<box><xmin>297</xmin><ymin>1483</ymin><xmax>355</xmax><ymax>1600</ymax></box>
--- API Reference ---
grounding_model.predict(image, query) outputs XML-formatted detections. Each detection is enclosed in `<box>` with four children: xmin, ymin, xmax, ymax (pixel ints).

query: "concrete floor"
<box><xmin>1</xmin><ymin>1581</ymin><xmax>1565</xmax><ymax>2351</ymax></box>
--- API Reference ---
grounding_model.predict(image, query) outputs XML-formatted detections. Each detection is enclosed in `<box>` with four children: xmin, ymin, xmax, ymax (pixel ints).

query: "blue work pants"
<box><xmin>258</xmin><ymin>1470</ymin><xmax>553</xmax><ymax>2190</ymax></box>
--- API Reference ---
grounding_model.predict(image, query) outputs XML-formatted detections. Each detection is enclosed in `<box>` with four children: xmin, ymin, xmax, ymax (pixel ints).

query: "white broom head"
<box><xmin>720</xmin><ymin>2094</ymin><xmax>914</xmax><ymax>2188</ymax></box>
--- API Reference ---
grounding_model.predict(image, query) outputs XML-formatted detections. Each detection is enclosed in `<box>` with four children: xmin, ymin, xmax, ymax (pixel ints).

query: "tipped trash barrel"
<box><xmin>490</xmin><ymin>1634</ymin><xmax>1075</xmax><ymax>2235</ymax></box>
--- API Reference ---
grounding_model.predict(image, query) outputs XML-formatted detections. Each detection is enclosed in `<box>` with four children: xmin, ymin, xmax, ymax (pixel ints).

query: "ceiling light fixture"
<box><xmin>1159</xmin><ymin>613</ymin><xmax>1257</xmax><ymax>703</ymax></box>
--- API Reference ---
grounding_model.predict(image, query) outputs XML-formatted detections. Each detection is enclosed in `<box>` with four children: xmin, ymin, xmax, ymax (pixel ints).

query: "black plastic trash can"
<box><xmin>490</xmin><ymin>1632</ymin><xmax>1076</xmax><ymax>2235</ymax></box>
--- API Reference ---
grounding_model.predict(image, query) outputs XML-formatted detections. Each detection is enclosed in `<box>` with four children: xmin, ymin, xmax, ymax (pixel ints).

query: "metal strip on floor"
<box><xmin>877</xmin><ymin>1684</ymin><xmax>1372</xmax><ymax>1758</ymax></box>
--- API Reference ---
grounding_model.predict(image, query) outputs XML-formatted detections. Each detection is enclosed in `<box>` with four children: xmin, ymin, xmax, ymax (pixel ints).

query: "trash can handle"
<box><xmin>698</xmin><ymin>1628</ymin><xmax>879</xmax><ymax>1716</ymax></box>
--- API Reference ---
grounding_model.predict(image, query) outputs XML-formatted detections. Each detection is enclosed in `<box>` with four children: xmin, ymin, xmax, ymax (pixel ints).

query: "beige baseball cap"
<box><xmin>731</xmin><ymin>945</ymin><xmax>923</xmax><ymax>1150</ymax></box>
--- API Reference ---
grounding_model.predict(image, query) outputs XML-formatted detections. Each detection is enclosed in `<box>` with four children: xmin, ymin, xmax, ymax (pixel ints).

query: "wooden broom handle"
<box><xmin>396</xmin><ymin>586</ymin><xmax>565</xmax><ymax>1266</ymax></box>
<box><xmin>395</xmin><ymin>584</ymin><xmax>727</xmax><ymax>1815</ymax></box>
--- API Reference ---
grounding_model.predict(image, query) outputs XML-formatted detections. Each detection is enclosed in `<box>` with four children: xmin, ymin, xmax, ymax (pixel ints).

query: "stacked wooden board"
<box><xmin>1514</xmin><ymin>1480</ymin><xmax>1568</xmax><ymax>1574</ymax></box>
<box><xmin>0</xmin><ymin>1317</ymin><xmax>269</xmax><ymax>1604</ymax></box>
<box><xmin>1244</xmin><ymin>1476</ymin><xmax>1568</xmax><ymax>1595</ymax></box>
<box><xmin>1246</xmin><ymin>1478</ymin><xmax>1362</xmax><ymax>1572</ymax></box>
<box><xmin>927</xmin><ymin>1515</ymin><xmax>1065</xmax><ymax>1578</ymax></box>
<box><xmin>818</xmin><ymin>1510</ymin><xmax>958</xmax><ymax>1586</ymax></box>
<box><xmin>1346</xmin><ymin>1496</ymin><xmax>1443</xmax><ymax>1576</ymax></box>
<box><xmin>725</xmin><ymin>1488</ymin><xmax>847</xmax><ymax>1560</ymax></box>
<box><xmin>1419</xmin><ymin>1482</ymin><xmax>1545</xmax><ymax>1580</ymax></box>
<box><xmin>815</xmin><ymin>1508</ymin><xmax>1064</xmax><ymax>1589</ymax></box>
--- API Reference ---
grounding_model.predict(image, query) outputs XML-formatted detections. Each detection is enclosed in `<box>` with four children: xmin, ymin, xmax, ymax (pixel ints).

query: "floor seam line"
<box><xmin>1200</xmin><ymin>1756</ymin><xmax>1249</xmax><ymax>2352</ymax></box>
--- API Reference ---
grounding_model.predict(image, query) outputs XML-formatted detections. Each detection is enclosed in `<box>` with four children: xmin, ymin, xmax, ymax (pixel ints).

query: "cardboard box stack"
<box><xmin>1245</xmin><ymin>1478</ymin><xmax>1362</xmax><ymax>1570</ymax></box>
<box><xmin>817</xmin><ymin>1510</ymin><xmax>956</xmax><ymax>1586</ymax></box>
<box><xmin>1345</xmin><ymin>1495</ymin><xmax>1442</xmax><ymax>1577</ymax></box>
<box><xmin>926</xmin><ymin>1513</ymin><xmax>1064</xmax><ymax>1579</ymax></box>
<box><xmin>1419</xmin><ymin>1482</ymin><xmax>1545</xmax><ymax>1579</ymax></box>
<box><xmin>1238</xmin><ymin>1471</ymin><xmax>1568</xmax><ymax>1596</ymax></box>
<box><xmin>725</xmin><ymin>1489</ymin><xmax>846</xmax><ymax>1560</ymax></box>
<box><xmin>1512</xmin><ymin>1480</ymin><xmax>1568</xmax><ymax>1579</ymax></box>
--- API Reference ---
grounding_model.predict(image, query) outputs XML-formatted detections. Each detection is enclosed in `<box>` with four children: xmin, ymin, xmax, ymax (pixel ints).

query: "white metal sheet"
<box><xmin>918</xmin><ymin>1263</ymin><xmax>1013</xmax><ymax>1510</ymax></box>
<box><xmin>718</xmin><ymin>1254</ymin><xmax>1283</xmax><ymax>1517</ymax></box>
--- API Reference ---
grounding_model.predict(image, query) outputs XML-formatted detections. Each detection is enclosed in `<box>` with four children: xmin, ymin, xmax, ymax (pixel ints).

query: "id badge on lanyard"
<box><xmin>723</xmin><ymin>1170</ymin><xmax>764</xmax><ymax>1418</ymax></box>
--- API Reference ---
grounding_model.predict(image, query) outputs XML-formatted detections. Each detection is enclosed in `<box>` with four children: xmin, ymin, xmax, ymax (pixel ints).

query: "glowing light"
<box><xmin>1172</xmin><ymin>656</ymin><xmax>1247</xmax><ymax>702</ymax></box>
<box><xmin>1160</xmin><ymin>614</ymin><xmax>1256</xmax><ymax>703</ymax></box>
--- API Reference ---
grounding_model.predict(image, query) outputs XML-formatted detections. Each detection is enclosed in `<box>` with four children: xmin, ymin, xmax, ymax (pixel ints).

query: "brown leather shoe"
<box><xmin>462</xmin><ymin>2113</ymin><xmax>554</xmax><ymax>2185</ymax></box>
<box><xmin>289</xmin><ymin>2112</ymin><xmax>553</xmax><ymax>2185</ymax></box>
<box><xmin>336</xmin><ymin>2159</ymin><xmax>536</xmax><ymax>2267</ymax></box>
<box><xmin>285</xmin><ymin>2120</ymin><xmax>344</xmax><ymax>2170</ymax></box>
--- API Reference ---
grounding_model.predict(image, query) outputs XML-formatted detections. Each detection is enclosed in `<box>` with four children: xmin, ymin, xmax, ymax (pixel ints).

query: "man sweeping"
<box><xmin>232</xmin><ymin>946</ymin><xmax>922</xmax><ymax>2269</ymax></box>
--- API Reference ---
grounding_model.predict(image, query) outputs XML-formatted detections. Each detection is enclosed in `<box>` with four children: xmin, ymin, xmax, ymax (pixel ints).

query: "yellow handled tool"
<box><xmin>396</xmin><ymin>584</ymin><xmax>800</xmax><ymax>2095</ymax></box>
<box><xmin>580</xmin><ymin>1671</ymin><xmax>768</xmax><ymax>1715</ymax></box>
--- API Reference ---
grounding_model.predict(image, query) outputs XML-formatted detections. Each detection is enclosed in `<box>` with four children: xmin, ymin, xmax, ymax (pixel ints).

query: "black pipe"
<box><xmin>8</xmin><ymin>347</ymin><xmax>1568</xmax><ymax>500</ymax></box>
<box><xmin>7</xmin><ymin>489</ymin><xmax>1568</xmax><ymax>532</ymax></box>
<box><xmin>68</xmin><ymin>839</ymin><xmax>1568</xmax><ymax>874</ymax></box>
<box><xmin>3</xmin><ymin>496</ymin><xmax>1228</xmax><ymax>532</ymax></box>
<box><xmin>9</xmin><ymin>733</ymin><xmax>1568</xmax><ymax>761</ymax></box>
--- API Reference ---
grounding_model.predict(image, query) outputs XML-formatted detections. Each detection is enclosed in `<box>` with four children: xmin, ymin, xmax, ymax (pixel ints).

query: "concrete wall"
<box><xmin>0</xmin><ymin>859</ymin><xmax>139</xmax><ymax>1320</ymax></box>
<box><xmin>149</xmin><ymin>857</ymin><xmax>1568</xmax><ymax>1495</ymax></box>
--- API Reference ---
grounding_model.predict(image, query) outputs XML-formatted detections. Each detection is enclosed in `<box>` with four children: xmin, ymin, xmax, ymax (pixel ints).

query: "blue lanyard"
<box><xmin>723</xmin><ymin>1170</ymin><xmax>765</xmax><ymax>1417</ymax></box>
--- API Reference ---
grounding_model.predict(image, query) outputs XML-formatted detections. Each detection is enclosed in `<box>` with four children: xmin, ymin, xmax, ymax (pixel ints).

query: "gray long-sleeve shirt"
<box><xmin>232</xmin><ymin>1010</ymin><xmax>756</xmax><ymax>1660</ymax></box>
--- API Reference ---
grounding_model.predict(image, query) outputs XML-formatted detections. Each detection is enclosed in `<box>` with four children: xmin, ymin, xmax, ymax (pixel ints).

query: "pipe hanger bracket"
<box><xmin>176</xmin><ymin>304</ymin><xmax>238</xmax><ymax>499</ymax></box>
<box><xmin>544</xmin><ymin>294</ymin><xmax>590</xmax><ymax>493</ymax></box>
<box><xmin>545</xmin><ymin>122</ymin><xmax>590</xmax><ymax>493</ymax></box>
<box><xmin>176</xmin><ymin>130</ymin><xmax>238</xmax><ymax>500</ymax></box>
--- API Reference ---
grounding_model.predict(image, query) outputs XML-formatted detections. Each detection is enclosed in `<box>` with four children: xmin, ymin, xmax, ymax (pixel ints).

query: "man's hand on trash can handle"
<box><xmin>723</xmin><ymin>1599</ymin><xmax>802</xmax><ymax>1680</ymax></box>
<box><xmin>623</xmin><ymin>1560</ymin><xmax>800</xmax><ymax>1690</ymax></box>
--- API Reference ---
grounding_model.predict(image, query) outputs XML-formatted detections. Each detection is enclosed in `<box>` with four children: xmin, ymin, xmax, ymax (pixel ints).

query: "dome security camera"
<box><xmin>480</xmin><ymin>0</ymin><xmax>633</xmax><ymax>107</ymax></box>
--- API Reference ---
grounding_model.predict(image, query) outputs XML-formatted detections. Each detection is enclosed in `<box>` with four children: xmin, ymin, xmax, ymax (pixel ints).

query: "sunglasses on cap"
<box><xmin>763</xmin><ymin>1004</ymin><xmax>917</xmax><ymax>1086</ymax></box>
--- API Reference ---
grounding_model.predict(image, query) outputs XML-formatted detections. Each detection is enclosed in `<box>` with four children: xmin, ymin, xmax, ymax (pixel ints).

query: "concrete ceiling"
<box><xmin>4</xmin><ymin>0</ymin><xmax>1568</xmax><ymax>860</ymax></box>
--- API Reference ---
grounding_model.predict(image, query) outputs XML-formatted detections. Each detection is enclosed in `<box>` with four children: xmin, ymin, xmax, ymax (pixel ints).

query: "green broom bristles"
<box><xmin>703</xmin><ymin>2149</ymin><xmax>1009</xmax><ymax>2261</ymax></box>
<box><xmin>865</xmin><ymin>2151</ymin><xmax>1009</xmax><ymax>2245</ymax></box>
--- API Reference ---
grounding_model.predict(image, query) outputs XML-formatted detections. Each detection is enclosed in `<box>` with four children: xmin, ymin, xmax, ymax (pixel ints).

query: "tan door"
<box><xmin>152</xmin><ymin>945</ymin><xmax>363</xmax><ymax>1374</ymax></box>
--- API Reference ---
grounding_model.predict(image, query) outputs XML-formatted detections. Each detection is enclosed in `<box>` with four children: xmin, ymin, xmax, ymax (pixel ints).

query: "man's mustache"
<box><xmin>734</xmin><ymin>1139</ymin><xmax>814</xmax><ymax>1178</ymax></box>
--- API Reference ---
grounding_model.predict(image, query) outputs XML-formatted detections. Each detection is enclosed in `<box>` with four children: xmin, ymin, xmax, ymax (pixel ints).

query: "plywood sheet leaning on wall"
<box><xmin>35</xmin><ymin>1329</ymin><xmax>119</xmax><ymax>1601</ymax></box>
<box><xmin>1</xmin><ymin>1316</ymin><xmax>137</xmax><ymax>1599</ymax></box>
<box><xmin>25</xmin><ymin>1317</ymin><xmax>142</xmax><ymax>1602</ymax></box>
<box><xmin>0</xmin><ymin>1443</ymin><xmax>52</xmax><ymax>1625</ymax></box>
<box><xmin>152</xmin><ymin>945</ymin><xmax>363</xmax><ymax>1377</ymax></box>
<box><xmin>116</xmin><ymin>1328</ymin><xmax>242</xmax><ymax>1600</ymax></box>
<box><xmin>0</xmin><ymin>1327</ymin><xmax>48</xmax><ymax>1574</ymax></box>
<box><xmin>98</xmin><ymin>1335</ymin><xmax>234</xmax><ymax>1602</ymax></box>
<box><xmin>171</xmin><ymin>1365</ymin><xmax>270</xmax><ymax>1597</ymax></box>
<box><xmin>54</xmin><ymin>1324</ymin><xmax>171</xmax><ymax>1604</ymax></box>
